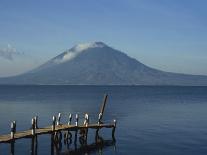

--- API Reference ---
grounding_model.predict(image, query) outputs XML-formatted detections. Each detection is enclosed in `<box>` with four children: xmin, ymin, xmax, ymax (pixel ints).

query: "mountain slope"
<box><xmin>1</xmin><ymin>42</ymin><xmax>207</xmax><ymax>85</ymax></box>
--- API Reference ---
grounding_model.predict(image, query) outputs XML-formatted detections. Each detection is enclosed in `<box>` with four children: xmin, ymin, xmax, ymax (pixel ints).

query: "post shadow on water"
<box><xmin>50</xmin><ymin>129</ymin><xmax>116</xmax><ymax>155</ymax></box>
<box><xmin>9</xmin><ymin>130</ymin><xmax>116</xmax><ymax>155</ymax></box>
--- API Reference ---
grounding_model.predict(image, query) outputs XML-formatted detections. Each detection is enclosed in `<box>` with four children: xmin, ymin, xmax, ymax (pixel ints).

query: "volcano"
<box><xmin>1</xmin><ymin>42</ymin><xmax>207</xmax><ymax>85</ymax></box>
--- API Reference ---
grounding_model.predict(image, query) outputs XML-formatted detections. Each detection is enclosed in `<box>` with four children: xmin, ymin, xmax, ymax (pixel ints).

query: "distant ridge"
<box><xmin>0</xmin><ymin>41</ymin><xmax>207</xmax><ymax>85</ymax></box>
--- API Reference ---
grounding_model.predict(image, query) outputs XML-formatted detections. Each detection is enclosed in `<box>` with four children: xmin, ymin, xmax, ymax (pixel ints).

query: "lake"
<box><xmin>0</xmin><ymin>85</ymin><xmax>207</xmax><ymax>155</ymax></box>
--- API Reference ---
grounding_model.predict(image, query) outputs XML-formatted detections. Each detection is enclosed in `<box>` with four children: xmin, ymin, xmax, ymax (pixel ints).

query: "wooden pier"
<box><xmin>0</xmin><ymin>94</ymin><xmax>117</xmax><ymax>154</ymax></box>
<box><xmin>0</xmin><ymin>123</ymin><xmax>116</xmax><ymax>143</ymax></box>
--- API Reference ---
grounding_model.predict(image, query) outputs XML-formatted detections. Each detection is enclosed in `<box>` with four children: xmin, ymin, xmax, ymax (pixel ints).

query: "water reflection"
<box><xmin>31</xmin><ymin>136</ymin><xmax>38</xmax><ymax>155</ymax></box>
<box><xmin>9</xmin><ymin>130</ymin><xmax>116</xmax><ymax>155</ymax></box>
<box><xmin>50</xmin><ymin>130</ymin><xmax>116</xmax><ymax>155</ymax></box>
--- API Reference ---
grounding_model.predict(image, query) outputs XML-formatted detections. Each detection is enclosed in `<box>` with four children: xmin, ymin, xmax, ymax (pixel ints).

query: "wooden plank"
<box><xmin>0</xmin><ymin>123</ymin><xmax>114</xmax><ymax>143</ymax></box>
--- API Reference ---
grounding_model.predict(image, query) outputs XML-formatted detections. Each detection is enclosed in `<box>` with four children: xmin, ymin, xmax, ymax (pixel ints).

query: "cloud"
<box><xmin>54</xmin><ymin>42</ymin><xmax>105</xmax><ymax>63</ymax></box>
<box><xmin>0</xmin><ymin>44</ymin><xmax>24</xmax><ymax>60</ymax></box>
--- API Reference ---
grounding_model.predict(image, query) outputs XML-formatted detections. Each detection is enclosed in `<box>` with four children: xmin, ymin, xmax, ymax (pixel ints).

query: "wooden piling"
<box><xmin>34</xmin><ymin>116</ymin><xmax>38</xmax><ymax>129</ymax></box>
<box><xmin>13</xmin><ymin>121</ymin><xmax>16</xmax><ymax>133</ymax></box>
<box><xmin>75</xmin><ymin>114</ymin><xmax>79</xmax><ymax>127</ymax></box>
<box><xmin>84</xmin><ymin>114</ymin><xmax>89</xmax><ymax>143</ymax></box>
<box><xmin>83</xmin><ymin>114</ymin><xmax>86</xmax><ymax>126</ymax></box>
<box><xmin>112</xmin><ymin>119</ymin><xmax>117</xmax><ymax>141</ymax></box>
<box><xmin>87</xmin><ymin>114</ymin><xmax>89</xmax><ymax>126</ymax></box>
<box><xmin>68</xmin><ymin>113</ymin><xmax>72</xmax><ymax>125</ymax></box>
<box><xmin>99</xmin><ymin>94</ymin><xmax>108</xmax><ymax>120</ymax></box>
<box><xmin>52</xmin><ymin>116</ymin><xmax>56</xmax><ymax>131</ymax></box>
<box><xmin>31</xmin><ymin>118</ymin><xmax>35</xmax><ymax>136</ymax></box>
<box><xmin>84</xmin><ymin>113</ymin><xmax>89</xmax><ymax>127</ymax></box>
<box><xmin>98</xmin><ymin>113</ymin><xmax>102</xmax><ymax>125</ymax></box>
<box><xmin>10</xmin><ymin>121</ymin><xmax>16</xmax><ymax>139</ymax></box>
<box><xmin>57</xmin><ymin>113</ymin><xmax>61</xmax><ymax>126</ymax></box>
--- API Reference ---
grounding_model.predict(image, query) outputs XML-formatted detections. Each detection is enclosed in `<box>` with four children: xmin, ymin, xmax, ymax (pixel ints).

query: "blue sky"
<box><xmin>0</xmin><ymin>0</ymin><xmax>207</xmax><ymax>77</ymax></box>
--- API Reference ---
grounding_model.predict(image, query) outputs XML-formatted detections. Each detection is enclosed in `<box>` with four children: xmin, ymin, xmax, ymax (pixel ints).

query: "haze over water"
<box><xmin>0</xmin><ymin>85</ymin><xmax>207</xmax><ymax>154</ymax></box>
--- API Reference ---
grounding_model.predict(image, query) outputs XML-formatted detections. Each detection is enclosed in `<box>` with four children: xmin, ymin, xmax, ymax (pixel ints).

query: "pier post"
<box><xmin>75</xmin><ymin>114</ymin><xmax>79</xmax><ymax>127</ymax></box>
<box><xmin>10</xmin><ymin>121</ymin><xmax>16</xmax><ymax>139</ymax></box>
<box><xmin>99</xmin><ymin>94</ymin><xmax>108</xmax><ymax>120</ymax></box>
<box><xmin>68</xmin><ymin>113</ymin><xmax>72</xmax><ymax>125</ymax></box>
<box><xmin>31</xmin><ymin>118</ymin><xmax>35</xmax><ymax>136</ymax></box>
<box><xmin>52</xmin><ymin>116</ymin><xmax>56</xmax><ymax>131</ymax></box>
<box><xmin>84</xmin><ymin>113</ymin><xmax>89</xmax><ymax>127</ymax></box>
<box><xmin>34</xmin><ymin>116</ymin><xmax>38</xmax><ymax>129</ymax></box>
<box><xmin>85</xmin><ymin>114</ymin><xmax>89</xmax><ymax>143</ymax></box>
<box><xmin>87</xmin><ymin>114</ymin><xmax>89</xmax><ymax>126</ymax></box>
<box><xmin>81</xmin><ymin>113</ymin><xmax>89</xmax><ymax>144</ymax></box>
<box><xmin>112</xmin><ymin>119</ymin><xmax>117</xmax><ymax>141</ymax></box>
<box><xmin>98</xmin><ymin>113</ymin><xmax>102</xmax><ymax>125</ymax></box>
<box><xmin>74</xmin><ymin>114</ymin><xmax>78</xmax><ymax>150</ymax></box>
<box><xmin>57</xmin><ymin>113</ymin><xmax>61</xmax><ymax>126</ymax></box>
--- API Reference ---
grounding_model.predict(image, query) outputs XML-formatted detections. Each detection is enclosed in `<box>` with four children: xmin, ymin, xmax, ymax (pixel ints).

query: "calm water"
<box><xmin>0</xmin><ymin>85</ymin><xmax>207</xmax><ymax>155</ymax></box>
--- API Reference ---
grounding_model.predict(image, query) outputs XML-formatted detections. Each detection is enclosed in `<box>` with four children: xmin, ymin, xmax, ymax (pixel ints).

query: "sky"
<box><xmin>0</xmin><ymin>0</ymin><xmax>207</xmax><ymax>77</ymax></box>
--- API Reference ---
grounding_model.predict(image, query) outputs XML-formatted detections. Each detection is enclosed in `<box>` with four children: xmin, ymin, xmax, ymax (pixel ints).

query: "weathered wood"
<box><xmin>0</xmin><ymin>123</ymin><xmax>114</xmax><ymax>143</ymax></box>
<box><xmin>34</xmin><ymin>116</ymin><xmax>38</xmax><ymax>129</ymax></box>
<box><xmin>31</xmin><ymin>118</ymin><xmax>35</xmax><ymax>136</ymax></box>
<box><xmin>83</xmin><ymin>113</ymin><xmax>89</xmax><ymax>143</ymax></box>
<box><xmin>75</xmin><ymin>114</ymin><xmax>79</xmax><ymax>126</ymax></box>
<box><xmin>52</xmin><ymin>116</ymin><xmax>56</xmax><ymax>131</ymax></box>
<box><xmin>68</xmin><ymin>113</ymin><xmax>72</xmax><ymax>125</ymax></box>
<box><xmin>10</xmin><ymin>121</ymin><xmax>16</xmax><ymax>139</ymax></box>
<box><xmin>57</xmin><ymin>113</ymin><xmax>61</xmax><ymax>126</ymax></box>
<box><xmin>112</xmin><ymin>119</ymin><xmax>117</xmax><ymax>141</ymax></box>
<box><xmin>84</xmin><ymin>113</ymin><xmax>89</xmax><ymax>127</ymax></box>
<box><xmin>99</xmin><ymin>94</ymin><xmax>108</xmax><ymax>121</ymax></box>
<box><xmin>98</xmin><ymin>113</ymin><xmax>102</xmax><ymax>125</ymax></box>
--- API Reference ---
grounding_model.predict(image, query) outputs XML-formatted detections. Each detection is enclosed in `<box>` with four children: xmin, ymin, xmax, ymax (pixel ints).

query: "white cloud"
<box><xmin>0</xmin><ymin>44</ymin><xmax>24</xmax><ymax>60</ymax></box>
<box><xmin>54</xmin><ymin>42</ymin><xmax>105</xmax><ymax>63</ymax></box>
